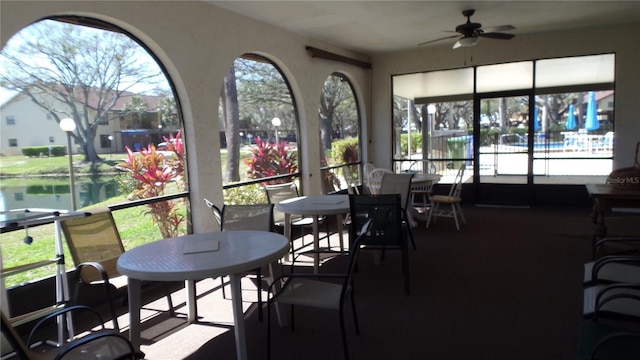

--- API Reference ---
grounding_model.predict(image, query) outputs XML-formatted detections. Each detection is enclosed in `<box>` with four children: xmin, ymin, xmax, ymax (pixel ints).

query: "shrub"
<box><xmin>114</xmin><ymin>131</ymin><xmax>186</xmax><ymax>239</ymax></box>
<box><xmin>245</xmin><ymin>137</ymin><xmax>297</xmax><ymax>185</ymax></box>
<box><xmin>22</xmin><ymin>146</ymin><xmax>67</xmax><ymax>157</ymax></box>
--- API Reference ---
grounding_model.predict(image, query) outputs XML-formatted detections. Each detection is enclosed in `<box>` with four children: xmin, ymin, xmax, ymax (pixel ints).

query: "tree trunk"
<box><xmin>223</xmin><ymin>65</ymin><xmax>241</xmax><ymax>183</ymax></box>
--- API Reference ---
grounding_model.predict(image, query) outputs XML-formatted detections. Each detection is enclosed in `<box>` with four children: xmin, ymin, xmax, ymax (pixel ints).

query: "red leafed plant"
<box><xmin>245</xmin><ymin>137</ymin><xmax>297</xmax><ymax>184</ymax></box>
<box><xmin>115</xmin><ymin>132</ymin><xmax>185</xmax><ymax>239</ymax></box>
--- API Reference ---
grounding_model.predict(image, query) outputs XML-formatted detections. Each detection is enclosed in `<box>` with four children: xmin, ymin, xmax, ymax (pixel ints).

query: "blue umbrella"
<box><xmin>533</xmin><ymin>106</ymin><xmax>540</xmax><ymax>131</ymax></box>
<box><xmin>566</xmin><ymin>104</ymin><xmax>576</xmax><ymax>130</ymax></box>
<box><xmin>585</xmin><ymin>91</ymin><xmax>599</xmax><ymax>131</ymax></box>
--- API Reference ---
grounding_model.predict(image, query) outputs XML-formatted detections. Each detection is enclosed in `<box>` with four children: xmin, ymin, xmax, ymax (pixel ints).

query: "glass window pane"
<box><xmin>219</xmin><ymin>55</ymin><xmax>298</xmax><ymax>203</ymax></box>
<box><xmin>536</xmin><ymin>54</ymin><xmax>615</xmax><ymax>88</ymax></box>
<box><xmin>476</xmin><ymin>61</ymin><xmax>533</xmax><ymax>93</ymax></box>
<box><xmin>393</xmin><ymin>68</ymin><xmax>474</xmax><ymax>99</ymax></box>
<box><xmin>318</xmin><ymin>73</ymin><xmax>361</xmax><ymax>194</ymax></box>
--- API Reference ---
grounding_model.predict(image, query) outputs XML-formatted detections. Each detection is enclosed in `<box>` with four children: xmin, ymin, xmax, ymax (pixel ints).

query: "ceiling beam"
<box><xmin>305</xmin><ymin>46</ymin><xmax>372</xmax><ymax>69</ymax></box>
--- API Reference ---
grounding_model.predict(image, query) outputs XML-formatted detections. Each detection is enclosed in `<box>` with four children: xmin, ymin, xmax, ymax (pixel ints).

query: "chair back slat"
<box><xmin>263</xmin><ymin>182</ymin><xmax>302</xmax><ymax>224</ymax></box>
<box><xmin>379</xmin><ymin>173</ymin><xmax>414</xmax><ymax>210</ymax></box>
<box><xmin>449</xmin><ymin>163</ymin><xmax>466</xmax><ymax>198</ymax></box>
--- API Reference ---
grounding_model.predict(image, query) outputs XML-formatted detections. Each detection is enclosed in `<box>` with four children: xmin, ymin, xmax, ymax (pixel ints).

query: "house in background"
<box><xmin>0</xmin><ymin>89</ymin><xmax>170</xmax><ymax>157</ymax></box>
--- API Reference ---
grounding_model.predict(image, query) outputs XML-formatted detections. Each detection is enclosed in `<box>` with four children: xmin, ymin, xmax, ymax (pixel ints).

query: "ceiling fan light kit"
<box><xmin>418</xmin><ymin>9</ymin><xmax>515</xmax><ymax>49</ymax></box>
<box><xmin>456</xmin><ymin>36</ymin><xmax>479</xmax><ymax>48</ymax></box>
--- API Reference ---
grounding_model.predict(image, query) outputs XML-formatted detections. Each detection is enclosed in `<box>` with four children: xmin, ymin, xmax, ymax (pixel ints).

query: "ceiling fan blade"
<box><xmin>482</xmin><ymin>24</ymin><xmax>516</xmax><ymax>33</ymax></box>
<box><xmin>478</xmin><ymin>32</ymin><xmax>515</xmax><ymax>40</ymax></box>
<box><xmin>452</xmin><ymin>41</ymin><xmax>462</xmax><ymax>49</ymax></box>
<box><xmin>417</xmin><ymin>34</ymin><xmax>460</xmax><ymax>47</ymax></box>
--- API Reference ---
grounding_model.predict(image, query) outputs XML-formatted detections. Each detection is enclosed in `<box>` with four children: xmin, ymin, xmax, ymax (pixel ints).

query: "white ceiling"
<box><xmin>209</xmin><ymin>1</ymin><xmax>640</xmax><ymax>55</ymax></box>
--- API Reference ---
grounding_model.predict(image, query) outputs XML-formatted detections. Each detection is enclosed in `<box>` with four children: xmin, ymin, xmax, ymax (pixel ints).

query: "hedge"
<box><xmin>21</xmin><ymin>146</ymin><xmax>67</xmax><ymax>157</ymax></box>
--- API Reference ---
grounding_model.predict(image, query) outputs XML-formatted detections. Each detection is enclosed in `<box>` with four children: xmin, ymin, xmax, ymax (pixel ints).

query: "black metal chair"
<box><xmin>348</xmin><ymin>193</ymin><xmax>410</xmax><ymax>294</ymax></box>
<box><xmin>267</xmin><ymin>219</ymin><xmax>372</xmax><ymax>360</ymax></box>
<box><xmin>2</xmin><ymin>306</ymin><xmax>136</xmax><ymax>360</ymax></box>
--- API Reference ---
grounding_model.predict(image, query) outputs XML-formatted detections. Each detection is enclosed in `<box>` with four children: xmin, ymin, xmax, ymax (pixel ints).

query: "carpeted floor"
<box><xmin>115</xmin><ymin>205</ymin><xmax>638</xmax><ymax>360</ymax></box>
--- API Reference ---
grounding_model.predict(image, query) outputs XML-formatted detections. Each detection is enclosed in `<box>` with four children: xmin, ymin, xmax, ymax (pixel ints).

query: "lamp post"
<box><xmin>59</xmin><ymin>118</ymin><xmax>77</xmax><ymax>210</ymax></box>
<box><xmin>271</xmin><ymin>117</ymin><xmax>281</xmax><ymax>144</ymax></box>
<box><xmin>108</xmin><ymin>135</ymin><xmax>114</xmax><ymax>159</ymax></box>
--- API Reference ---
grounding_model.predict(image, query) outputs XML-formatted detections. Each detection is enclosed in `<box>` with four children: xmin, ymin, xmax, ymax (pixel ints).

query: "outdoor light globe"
<box><xmin>59</xmin><ymin>118</ymin><xmax>76</xmax><ymax>132</ymax></box>
<box><xmin>271</xmin><ymin>117</ymin><xmax>281</xmax><ymax>127</ymax></box>
<box><xmin>427</xmin><ymin>104</ymin><xmax>436</xmax><ymax>115</ymax></box>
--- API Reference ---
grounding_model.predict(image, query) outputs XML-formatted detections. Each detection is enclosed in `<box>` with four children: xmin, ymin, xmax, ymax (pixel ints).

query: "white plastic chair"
<box><xmin>366</xmin><ymin>168</ymin><xmax>392</xmax><ymax>195</ymax></box>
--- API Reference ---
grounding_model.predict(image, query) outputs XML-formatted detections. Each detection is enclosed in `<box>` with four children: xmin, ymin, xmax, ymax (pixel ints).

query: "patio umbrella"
<box><xmin>585</xmin><ymin>91</ymin><xmax>599</xmax><ymax>131</ymax></box>
<box><xmin>533</xmin><ymin>106</ymin><xmax>540</xmax><ymax>131</ymax></box>
<box><xmin>566</xmin><ymin>104</ymin><xmax>576</xmax><ymax>130</ymax></box>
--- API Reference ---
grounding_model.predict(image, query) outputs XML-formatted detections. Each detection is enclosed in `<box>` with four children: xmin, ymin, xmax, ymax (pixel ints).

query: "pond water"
<box><xmin>0</xmin><ymin>177</ymin><xmax>123</xmax><ymax>212</ymax></box>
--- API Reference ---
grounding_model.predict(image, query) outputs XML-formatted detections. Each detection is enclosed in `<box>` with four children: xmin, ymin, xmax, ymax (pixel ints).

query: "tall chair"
<box><xmin>203</xmin><ymin>199</ymin><xmax>274</xmax><ymax>321</ymax></box>
<box><xmin>349</xmin><ymin>194</ymin><xmax>410</xmax><ymax>294</ymax></box>
<box><xmin>1</xmin><ymin>306</ymin><xmax>136</xmax><ymax>360</ymax></box>
<box><xmin>379</xmin><ymin>172</ymin><xmax>417</xmax><ymax>249</ymax></box>
<box><xmin>365</xmin><ymin>168</ymin><xmax>392</xmax><ymax>195</ymax></box>
<box><xmin>426</xmin><ymin>163</ymin><xmax>466</xmax><ymax>230</ymax></box>
<box><xmin>266</xmin><ymin>219</ymin><xmax>372</xmax><ymax>360</ymax></box>
<box><xmin>61</xmin><ymin>209</ymin><xmax>175</xmax><ymax>332</ymax></box>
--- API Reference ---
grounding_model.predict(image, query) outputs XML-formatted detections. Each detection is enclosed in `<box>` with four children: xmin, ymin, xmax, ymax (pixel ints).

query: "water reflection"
<box><xmin>0</xmin><ymin>177</ymin><xmax>122</xmax><ymax>211</ymax></box>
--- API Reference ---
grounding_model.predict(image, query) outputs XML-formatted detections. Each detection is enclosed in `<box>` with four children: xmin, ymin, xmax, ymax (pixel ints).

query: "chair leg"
<box><xmin>452</xmin><ymin>204</ymin><xmax>460</xmax><ymax>231</ymax></box>
<box><xmin>221</xmin><ymin>277</ymin><xmax>227</xmax><ymax>299</ymax></box>
<box><xmin>350</xmin><ymin>293</ymin><xmax>360</xmax><ymax>335</ymax></box>
<box><xmin>457</xmin><ymin>202</ymin><xmax>466</xmax><ymax>224</ymax></box>
<box><xmin>256</xmin><ymin>268</ymin><xmax>263</xmax><ymax>322</ymax></box>
<box><xmin>339</xmin><ymin>309</ymin><xmax>350</xmax><ymax>360</ymax></box>
<box><xmin>267</xmin><ymin>298</ymin><xmax>272</xmax><ymax>360</ymax></box>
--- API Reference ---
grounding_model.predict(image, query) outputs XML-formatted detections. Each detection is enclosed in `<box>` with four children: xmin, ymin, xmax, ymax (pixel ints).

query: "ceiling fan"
<box><xmin>418</xmin><ymin>9</ymin><xmax>515</xmax><ymax>49</ymax></box>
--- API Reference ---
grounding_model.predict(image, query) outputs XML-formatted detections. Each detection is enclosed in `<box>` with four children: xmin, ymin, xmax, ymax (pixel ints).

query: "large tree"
<box><xmin>0</xmin><ymin>19</ymin><xmax>164</xmax><ymax>163</ymax></box>
<box><xmin>319</xmin><ymin>74</ymin><xmax>357</xmax><ymax>151</ymax></box>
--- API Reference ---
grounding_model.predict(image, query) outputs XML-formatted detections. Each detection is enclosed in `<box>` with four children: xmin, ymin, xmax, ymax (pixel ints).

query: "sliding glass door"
<box><xmin>476</xmin><ymin>94</ymin><xmax>532</xmax><ymax>206</ymax></box>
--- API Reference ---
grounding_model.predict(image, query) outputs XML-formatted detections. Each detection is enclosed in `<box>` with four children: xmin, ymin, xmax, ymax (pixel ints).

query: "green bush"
<box><xmin>223</xmin><ymin>184</ymin><xmax>268</xmax><ymax>205</ymax></box>
<box><xmin>399</xmin><ymin>133</ymin><xmax>422</xmax><ymax>154</ymax></box>
<box><xmin>330</xmin><ymin>137</ymin><xmax>359</xmax><ymax>165</ymax></box>
<box><xmin>21</xmin><ymin>146</ymin><xmax>67</xmax><ymax>157</ymax></box>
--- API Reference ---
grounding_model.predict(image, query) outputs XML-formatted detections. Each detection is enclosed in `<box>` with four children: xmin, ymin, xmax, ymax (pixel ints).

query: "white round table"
<box><xmin>117</xmin><ymin>231</ymin><xmax>289</xmax><ymax>360</ymax></box>
<box><xmin>275</xmin><ymin>194</ymin><xmax>349</xmax><ymax>273</ymax></box>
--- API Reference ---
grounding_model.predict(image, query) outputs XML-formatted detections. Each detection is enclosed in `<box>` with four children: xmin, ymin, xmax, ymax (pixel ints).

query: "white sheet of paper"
<box><xmin>183</xmin><ymin>240</ymin><xmax>219</xmax><ymax>254</ymax></box>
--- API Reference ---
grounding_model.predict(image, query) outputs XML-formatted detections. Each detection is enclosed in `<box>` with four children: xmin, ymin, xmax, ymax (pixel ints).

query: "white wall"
<box><xmin>371</xmin><ymin>22</ymin><xmax>640</xmax><ymax>170</ymax></box>
<box><xmin>0</xmin><ymin>1</ymin><xmax>372</xmax><ymax>233</ymax></box>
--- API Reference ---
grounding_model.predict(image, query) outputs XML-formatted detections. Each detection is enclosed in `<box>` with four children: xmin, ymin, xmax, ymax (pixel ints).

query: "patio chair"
<box><xmin>583</xmin><ymin>255</ymin><xmax>640</xmax><ymax>286</ymax></box>
<box><xmin>263</xmin><ymin>182</ymin><xmax>327</xmax><ymax>251</ymax></box>
<box><xmin>426</xmin><ymin>163</ymin><xmax>466</xmax><ymax>230</ymax></box>
<box><xmin>592</xmin><ymin>236</ymin><xmax>640</xmax><ymax>260</ymax></box>
<box><xmin>577</xmin><ymin>307</ymin><xmax>640</xmax><ymax>360</ymax></box>
<box><xmin>583</xmin><ymin>282</ymin><xmax>640</xmax><ymax>320</ymax></box>
<box><xmin>1</xmin><ymin>306</ymin><xmax>136</xmax><ymax>360</ymax></box>
<box><xmin>203</xmin><ymin>200</ymin><xmax>274</xmax><ymax>321</ymax></box>
<box><xmin>379</xmin><ymin>172</ymin><xmax>417</xmax><ymax>249</ymax></box>
<box><xmin>266</xmin><ymin>219</ymin><xmax>372</xmax><ymax>360</ymax></box>
<box><xmin>366</xmin><ymin>168</ymin><xmax>392</xmax><ymax>195</ymax></box>
<box><xmin>61</xmin><ymin>209</ymin><xmax>175</xmax><ymax>332</ymax></box>
<box><xmin>348</xmin><ymin>194</ymin><xmax>410</xmax><ymax>294</ymax></box>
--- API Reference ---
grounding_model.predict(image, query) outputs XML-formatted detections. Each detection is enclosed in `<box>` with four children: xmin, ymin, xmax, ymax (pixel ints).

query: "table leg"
<box><xmin>185</xmin><ymin>279</ymin><xmax>197</xmax><ymax>323</ymax></box>
<box><xmin>229</xmin><ymin>274</ymin><xmax>247</xmax><ymax>360</ymax></box>
<box><xmin>335</xmin><ymin>214</ymin><xmax>344</xmax><ymax>252</ymax></box>
<box><xmin>313</xmin><ymin>216</ymin><xmax>319</xmax><ymax>274</ymax></box>
<box><xmin>127</xmin><ymin>277</ymin><xmax>142</xmax><ymax>355</ymax></box>
<box><xmin>283</xmin><ymin>213</ymin><xmax>292</xmax><ymax>262</ymax></box>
